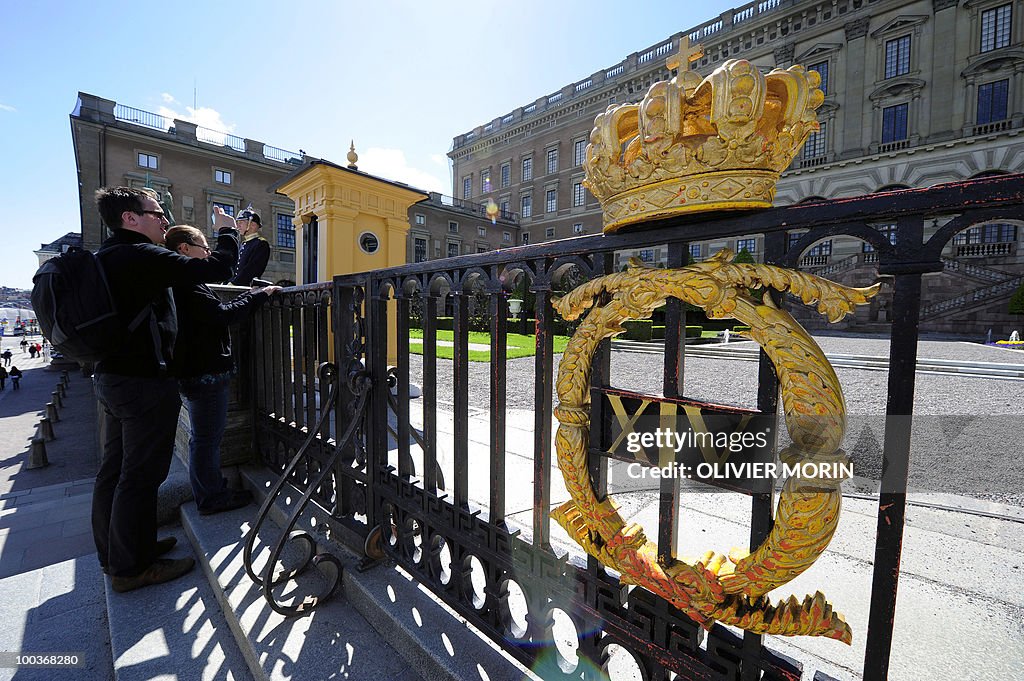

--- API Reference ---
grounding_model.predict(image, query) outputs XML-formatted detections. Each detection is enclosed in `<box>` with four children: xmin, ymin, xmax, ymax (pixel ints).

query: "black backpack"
<box><xmin>31</xmin><ymin>247</ymin><xmax>151</xmax><ymax>364</ymax></box>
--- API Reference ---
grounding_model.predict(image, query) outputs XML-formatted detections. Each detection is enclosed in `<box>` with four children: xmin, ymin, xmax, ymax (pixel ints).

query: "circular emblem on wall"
<box><xmin>358</xmin><ymin>231</ymin><xmax>379</xmax><ymax>254</ymax></box>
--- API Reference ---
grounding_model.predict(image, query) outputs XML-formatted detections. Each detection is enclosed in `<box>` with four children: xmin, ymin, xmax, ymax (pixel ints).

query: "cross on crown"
<box><xmin>666</xmin><ymin>35</ymin><xmax>704</xmax><ymax>73</ymax></box>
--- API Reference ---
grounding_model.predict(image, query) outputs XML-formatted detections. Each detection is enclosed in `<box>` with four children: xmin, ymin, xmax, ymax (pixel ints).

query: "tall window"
<box><xmin>689</xmin><ymin>243</ymin><xmax>702</xmax><ymax>261</ymax></box>
<box><xmin>808</xmin><ymin>60</ymin><xmax>828</xmax><ymax>94</ymax></box>
<box><xmin>448</xmin><ymin>242</ymin><xmax>460</xmax><ymax>258</ymax></box>
<box><xmin>500</xmin><ymin>162</ymin><xmax>510</xmax><ymax>188</ymax></box>
<box><xmin>977</xmin><ymin>79</ymin><xmax>1010</xmax><ymax>124</ymax></box>
<box><xmin>863</xmin><ymin>223</ymin><xmax>897</xmax><ymax>252</ymax></box>
<box><xmin>954</xmin><ymin>223</ymin><xmax>1017</xmax><ymax>244</ymax></box>
<box><xmin>639</xmin><ymin>249</ymin><xmax>655</xmax><ymax>262</ymax></box>
<box><xmin>573</xmin><ymin>139</ymin><xmax>587</xmax><ymax>166</ymax></box>
<box><xmin>884</xmin><ymin>36</ymin><xmax>911</xmax><ymax>78</ymax></box>
<box><xmin>478</xmin><ymin>226</ymin><xmax>487</xmax><ymax>237</ymax></box>
<box><xmin>882</xmin><ymin>103</ymin><xmax>909</xmax><ymax>143</ymax></box>
<box><xmin>736</xmin><ymin>238</ymin><xmax>756</xmax><ymax>254</ymax></box>
<box><xmin>803</xmin><ymin>122</ymin><xmax>827</xmax><ymax>158</ymax></box>
<box><xmin>522</xmin><ymin>232</ymin><xmax>530</xmax><ymax>245</ymax></box>
<box><xmin>981</xmin><ymin>4</ymin><xmax>1012</xmax><ymax>52</ymax></box>
<box><xmin>545</xmin><ymin>188</ymin><xmax>557</xmax><ymax>213</ymax></box>
<box><xmin>522</xmin><ymin>157</ymin><xmax>533</xmax><ymax>182</ymax></box>
<box><xmin>499</xmin><ymin>198</ymin><xmax>509</xmax><ymax>217</ymax></box>
<box><xmin>276</xmin><ymin>214</ymin><xmax>295</xmax><ymax>248</ymax></box>
<box><xmin>546</xmin><ymin>148</ymin><xmax>558</xmax><ymax>174</ymax></box>
<box><xmin>138</xmin><ymin>152</ymin><xmax>158</xmax><ymax>169</ymax></box>
<box><xmin>414</xmin><ymin>237</ymin><xmax>427</xmax><ymax>263</ymax></box>
<box><xmin>463</xmin><ymin>176</ymin><xmax>472</xmax><ymax>199</ymax></box>
<box><xmin>212</xmin><ymin>202</ymin><xmax>234</xmax><ymax>217</ymax></box>
<box><xmin>448</xmin><ymin>220</ymin><xmax>459</xmax><ymax>233</ymax></box>
<box><xmin>481</xmin><ymin>169</ymin><xmax>491</xmax><ymax>193</ymax></box>
<box><xmin>572</xmin><ymin>181</ymin><xmax>586</xmax><ymax>207</ymax></box>
<box><xmin>808</xmin><ymin>240</ymin><xmax>832</xmax><ymax>256</ymax></box>
<box><xmin>521</xmin><ymin>194</ymin><xmax>532</xmax><ymax>218</ymax></box>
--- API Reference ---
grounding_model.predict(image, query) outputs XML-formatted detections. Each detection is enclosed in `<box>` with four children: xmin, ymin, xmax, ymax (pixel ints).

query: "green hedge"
<box><xmin>685</xmin><ymin>325</ymin><xmax>703</xmax><ymax>338</ymax></box>
<box><xmin>622</xmin><ymin>320</ymin><xmax>653</xmax><ymax>341</ymax></box>
<box><xmin>652</xmin><ymin>325</ymin><xmax>665</xmax><ymax>340</ymax></box>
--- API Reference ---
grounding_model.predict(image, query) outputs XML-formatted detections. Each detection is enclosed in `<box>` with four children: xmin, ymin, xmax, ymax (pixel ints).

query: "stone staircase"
<box><xmin>100</xmin><ymin>465</ymin><xmax>532</xmax><ymax>681</ymax></box>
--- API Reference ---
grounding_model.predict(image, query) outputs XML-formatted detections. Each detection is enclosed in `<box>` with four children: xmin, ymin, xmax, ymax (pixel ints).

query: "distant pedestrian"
<box><xmin>9</xmin><ymin>366</ymin><xmax>21</xmax><ymax>390</ymax></box>
<box><xmin>0</xmin><ymin>365</ymin><xmax>6</xmax><ymax>390</ymax></box>
<box><xmin>20</xmin><ymin>338</ymin><xmax>28</xmax><ymax>353</ymax></box>
<box><xmin>1</xmin><ymin>349</ymin><xmax>11</xmax><ymax>366</ymax></box>
<box><xmin>28</xmin><ymin>344</ymin><xmax>36</xmax><ymax>359</ymax></box>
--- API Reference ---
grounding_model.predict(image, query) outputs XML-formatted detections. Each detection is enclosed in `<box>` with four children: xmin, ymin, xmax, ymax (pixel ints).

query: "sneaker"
<box><xmin>199</xmin><ymin>489</ymin><xmax>254</xmax><ymax>516</ymax></box>
<box><xmin>111</xmin><ymin>557</ymin><xmax>195</xmax><ymax>593</ymax></box>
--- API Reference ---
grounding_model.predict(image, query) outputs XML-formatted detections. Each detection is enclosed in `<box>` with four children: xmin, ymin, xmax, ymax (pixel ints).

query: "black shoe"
<box><xmin>155</xmin><ymin>536</ymin><xmax>177</xmax><ymax>556</ymax></box>
<box><xmin>110</xmin><ymin>557</ymin><xmax>195</xmax><ymax>593</ymax></box>
<box><xmin>199</xmin><ymin>489</ymin><xmax>254</xmax><ymax>516</ymax></box>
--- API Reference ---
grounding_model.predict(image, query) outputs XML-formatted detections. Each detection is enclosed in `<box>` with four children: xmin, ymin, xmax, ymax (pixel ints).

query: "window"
<box><xmin>463</xmin><ymin>176</ymin><xmax>472</xmax><ymax>199</ymax></box>
<box><xmin>981</xmin><ymin>4</ymin><xmax>1012</xmax><ymax>52</ymax></box>
<box><xmin>481</xmin><ymin>169</ymin><xmax>491</xmax><ymax>193</ymax></box>
<box><xmin>138</xmin><ymin>152</ymin><xmax>158</xmax><ymax>169</ymax></box>
<box><xmin>689</xmin><ymin>243</ymin><xmax>702</xmax><ymax>260</ymax></box>
<box><xmin>214</xmin><ymin>169</ymin><xmax>232</xmax><ymax>185</ymax></box>
<box><xmin>478</xmin><ymin>226</ymin><xmax>487</xmax><ymax>237</ymax></box>
<box><xmin>276</xmin><ymin>214</ymin><xmax>295</xmax><ymax>248</ymax></box>
<box><xmin>884</xmin><ymin>36</ymin><xmax>911</xmax><ymax>78</ymax></box>
<box><xmin>573</xmin><ymin>139</ymin><xmax>587</xmax><ymax>166</ymax></box>
<box><xmin>573</xmin><ymin>223</ymin><xmax>584</xmax><ymax>234</ymax></box>
<box><xmin>499</xmin><ymin>198</ymin><xmax>509</xmax><ymax>217</ymax></box>
<box><xmin>882</xmin><ymin>103</ymin><xmax>909</xmax><ymax>143</ymax></box>
<box><xmin>808</xmin><ymin>240</ymin><xmax>832</xmax><ymax>256</ymax></box>
<box><xmin>977</xmin><ymin>79</ymin><xmax>1010</xmax><ymax>124</ymax></box>
<box><xmin>808</xmin><ymin>60</ymin><xmax>828</xmax><ymax>94</ymax></box>
<box><xmin>500</xmin><ymin>162</ymin><xmax>510</xmax><ymax>188</ymax></box>
<box><xmin>448</xmin><ymin>221</ymin><xmax>459</xmax><ymax>233</ymax></box>
<box><xmin>522</xmin><ymin>157</ymin><xmax>533</xmax><ymax>182</ymax></box>
<box><xmin>546</xmin><ymin>148</ymin><xmax>558</xmax><ymax>174</ymax></box>
<box><xmin>572</xmin><ymin>181</ymin><xmax>586</xmax><ymax>207</ymax></box>
<box><xmin>447</xmin><ymin>242</ymin><xmax>461</xmax><ymax>258</ymax></box>
<box><xmin>503</xmin><ymin>231</ymin><xmax>512</xmax><ymax>242</ymax></box>
<box><xmin>478</xmin><ymin>246</ymin><xmax>489</xmax><ymax>253</ymax></box>
<box><xmin>545</xmin><ymin>188</ymin><xmax>557</xmax><ymax>213</ymax></box>
<box><xmin>522</xmin><ymin>232</ymin><xmax>530</xmax><ymax>244</ymax></box>
<box><xmin>212</xmin><ymin>202</ymin><xmax>234</xmax><ymax>217</ymax></box>
<box><xmin>639</xmin><ymin>249</ymin><xmax>655</xmax><ymax>262</ymax></box>
<box><xmin>954</xmin><ymin>223</ymin><xmax>1017</xmax><ymax>244</ymax></box>
<box><xmin>803</xmin><ymin>122</ymin><xmax>827</xmax><ymax>158</ymax></box>
<box><xmin>414</xmin><ymin>213</ymin><xmax>426</xmax><ymax>226</ymax></box>
<box><xmin>521</xmin><ymin>194</ymin><xmax>532</xmax><ymax>218</ymax></box>
<box><xmin>863</xmin><ymin>223</ymin><xmax>898</xmax><ymax>252</ymax></box>
<box><xmin>414</xmin><ymin>237</ymin><xmax>427</xmax><ymax>263</ymax></box>
<box><xmin>736</xmin><ymin>238</ymin><xmax>756</xmax><ymax>254</ymax></box>
<box><xmin>545</xmin><ymin>227</ymin><xmax>556</xmax><ymax>238</ymax></box>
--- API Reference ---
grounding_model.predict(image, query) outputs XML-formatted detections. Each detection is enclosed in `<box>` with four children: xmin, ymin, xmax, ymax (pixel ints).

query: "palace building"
<box><xmin>448</xmin><ymin>0</ymin><xmax>1024</xmax><ymax>334</ymax></box>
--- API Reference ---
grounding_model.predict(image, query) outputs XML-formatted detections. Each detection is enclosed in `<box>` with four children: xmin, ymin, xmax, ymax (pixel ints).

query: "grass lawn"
<box><xmin>409</xmin><ymin>328</ymin><xmax>570</xmax><ymax>361</ymax></box>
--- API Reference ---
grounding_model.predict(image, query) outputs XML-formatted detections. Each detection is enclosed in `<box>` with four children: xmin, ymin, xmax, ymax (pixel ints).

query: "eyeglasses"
<box><xmin>187</xmin><ymin>242</ymin><xmax>211</xmax><ymax>253</ymax></box>
<box><xmin>136</xmin><ymin>210</ymin><xmax>167</xmax><ymax>220</ymax></box>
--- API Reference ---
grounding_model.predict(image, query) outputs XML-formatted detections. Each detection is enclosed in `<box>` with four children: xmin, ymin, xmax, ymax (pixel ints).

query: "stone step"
<box><xmin>182</xmin><ymin>468</ymin><xmax>532</xmax><ymax>681</ymax></box>
<box><xmin>0</xmin><ymin>556</ymin><xmax>112</xmax><ymax>681</ymax></box>
<box><xmin>103</xmin><ymin>524</ymin><xmax>253</xmax><ymax>681</ymax></box>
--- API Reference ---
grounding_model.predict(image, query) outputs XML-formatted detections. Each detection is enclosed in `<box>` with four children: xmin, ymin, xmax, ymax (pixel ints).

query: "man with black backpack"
<box><xmin>89</xmin><ymin>186</ymin><xmax>240</xmax><ymax>593</ymax></box>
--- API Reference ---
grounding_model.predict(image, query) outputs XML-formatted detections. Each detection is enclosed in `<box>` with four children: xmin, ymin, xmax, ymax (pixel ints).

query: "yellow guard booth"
<box><xmin>274</xmin><ymin>148</ymin><xmax>428</xmax><ymax>363</ymax></box>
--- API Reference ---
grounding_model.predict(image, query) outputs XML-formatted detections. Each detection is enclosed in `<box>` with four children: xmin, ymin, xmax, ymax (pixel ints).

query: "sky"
<box><xmin>0</xmin><ymin>0</ymin><xmax>739</xmax><ymax>290</ymax></box>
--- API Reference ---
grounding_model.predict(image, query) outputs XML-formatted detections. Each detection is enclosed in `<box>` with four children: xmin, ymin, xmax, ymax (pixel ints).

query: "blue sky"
<box><xmin>0</xmin><ymin>0</ymin><xmax>737</xmax><ymax>289</ymax></box>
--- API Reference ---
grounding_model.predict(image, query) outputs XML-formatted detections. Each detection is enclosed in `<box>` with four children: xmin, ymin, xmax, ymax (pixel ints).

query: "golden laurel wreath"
<box><xmin>551</xmin><ymin>250</ymin><xmax>879</xmax><ymax>643</ymax></box>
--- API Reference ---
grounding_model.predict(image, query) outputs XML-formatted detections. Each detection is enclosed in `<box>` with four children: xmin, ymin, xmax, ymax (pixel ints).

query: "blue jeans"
<box><xmin>179</xmin><ymin>374</ymin><xmax>231</xmax><ymax>510</ymax></box>
<box><xmin>92</xmin><ymin>373</ymin><xmax>181</xmax><ymax>576</ymax></box>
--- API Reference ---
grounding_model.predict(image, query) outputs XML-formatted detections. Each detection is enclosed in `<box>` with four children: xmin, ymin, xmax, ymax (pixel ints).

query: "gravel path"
<box><xmin>406</xmin><ymin>335</ymin><xmax>1024</xmax><ymax>507</ymax></box>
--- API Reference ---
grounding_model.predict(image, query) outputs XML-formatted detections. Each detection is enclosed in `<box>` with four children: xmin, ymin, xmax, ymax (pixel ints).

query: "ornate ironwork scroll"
<box><xmin>243</xmin><ymin>361</ymin><xmax>371</xmax><ymax>616</ymax></box>
<box><xmin>552</xmin><ymin>250</ymin><xmax>878</xmax><ymax>643</ymax></box>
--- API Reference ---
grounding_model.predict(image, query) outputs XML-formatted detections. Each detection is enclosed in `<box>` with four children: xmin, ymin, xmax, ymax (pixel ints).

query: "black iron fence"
<box><xmin>246</xmin><ymin>174</ymin><xmax>1024</xmax><ymax>680</ymax></box>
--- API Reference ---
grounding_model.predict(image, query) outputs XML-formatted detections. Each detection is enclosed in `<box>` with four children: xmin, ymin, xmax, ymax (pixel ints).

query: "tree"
<box><xmin>1010</xmin><ymin>281</ymin><xmax>1024</xmax><ymax>315</ymax></box>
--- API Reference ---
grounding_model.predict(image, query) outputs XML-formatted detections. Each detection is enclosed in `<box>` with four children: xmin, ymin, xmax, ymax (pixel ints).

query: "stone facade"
<box><xmin>449</xmin><ymin>0</ymin><xmax>1024</xmax><ymax>335</ymax></box>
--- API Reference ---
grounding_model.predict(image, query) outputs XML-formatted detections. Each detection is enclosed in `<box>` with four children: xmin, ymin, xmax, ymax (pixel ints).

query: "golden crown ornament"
<box><xmin>584</xmin><ymin>44</ymin><xmax>824</xmax><ymax>232</ymax></box>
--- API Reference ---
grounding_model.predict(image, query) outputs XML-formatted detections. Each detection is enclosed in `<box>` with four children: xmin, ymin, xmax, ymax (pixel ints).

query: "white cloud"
<box><xmin>157</xmin><ymin>103</ymin><xmax>235</xmax><ymax>135</ymax></box>
<box><xmin>160</xmin><ymin>92</ymin><xmax>176</xmax><ymax>104</ymax></box>
<box><xmin>358</xmin><ymin>148</ymin><xmax>449</xmax><ymax>195</ymax></box>
<box><xmin>430</xmin><ymin>153</ymin><xmax>448</xmax><ymax>168</ymax></box>
<box><xmin>0</xmin><ymin>103</ymin><xmax>16</xmax><ymax>112</ymax></box>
